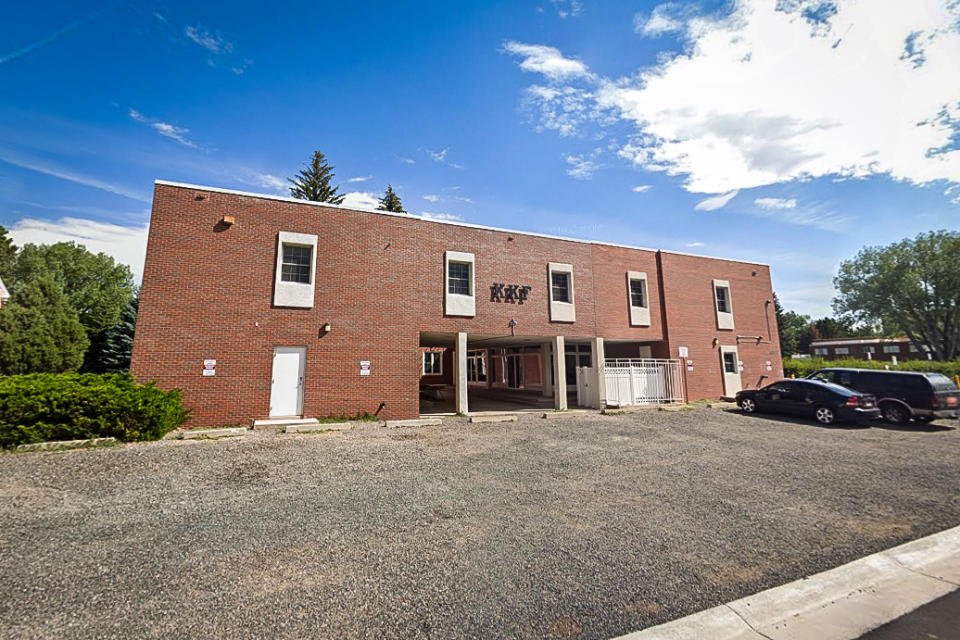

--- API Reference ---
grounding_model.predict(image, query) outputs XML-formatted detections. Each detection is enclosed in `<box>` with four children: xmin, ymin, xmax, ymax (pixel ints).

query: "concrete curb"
<box><xmin>179</xmin><ymin>427</ymin><xmax>247</xmax><ymax>440</ymax></box>
<box><xmin>469</xmin><ymin>414</ymin><xmax>517</xmax><ymax>423</ymax></box>
<box><xmin>615</xmin><ymin>525</ymin><xmax>960</xmax><ymax>640</ymax></box>
<box><xmin>385</xmin><ymin>418</ymin><xmax>442</xmax><ymax>428</ymax></box>
<box><xmin>284</xmin><ymin>422</ymin><xmax>351</xmax><ymax>433</ymax></box>
<box><xmin>15</xmin><ymin>437</ymin><xmax>118</xmax><ymax>452</ymax></box>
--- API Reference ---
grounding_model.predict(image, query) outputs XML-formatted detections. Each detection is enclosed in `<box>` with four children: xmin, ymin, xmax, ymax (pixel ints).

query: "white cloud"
<box><xmin>686</xmin><ymin>241</ymin><xmax>705</xmax><ymax>247</ymax></box>
<box><xmin>634</xmin><ymin>3</ymin><xmax>687</xmax><ymax>36</ymax></box>
<box><xmin>399</xmin><ymin>156</ymin><xmax>415</xmax><ymax>164</ymax></box>
<box><xmin>694</xmin><ymin>190</ymin><xmax>738</xmax><ymax>210</ymax></box>
<box><xmin>632</xmin><ymin>185</ymin><xmax>652</xmax><ymax>192</ymax></box>
<box><xmin>128</xmin><ymin>109</ymin><xmax>200</xmax><ymax>149</ymax></box>
<box><xmin>244</xmin><ymin>172</ymin><xmax>286</xmax><ymax>194</ymax></box>
<box><xmin>565</xmin><ymin>153</ymin><xmax>602</xmax><ymax>180</ymax></box>
<box><xmin>422</xmin><ymin>194</ymin><xmax>439</xmax><ymax>202</ymax></box>
<box><xmin>8</xmin><ymin>217</ymin><xmax>149</xmax><ymax>281</ymax></box>
<box><xmin>550</xmin><ymin>0</ymin><xmax>583</xmax><ymax>19</ymax></box>
<box><xmin>502</xmin><ymin>41</ymin><xmax>593</xmax><ymax>81</ymax></box>
<box><xmin>743</xmin><ymin>204</ymin><xmax>849</xmax><ymax>231</ymax></box>
<box><xmin>0</xmin><ymin>147</ymin><xmax>150</xmax><ymax>202</ymax></box>
<box><xmin>755</xmin><ymin>197</ymin><xmax>797</xmax><ymax>209</ymax></box>
<box><xmin>183</xmin><ymin>25</ymin><xmax>251</xmax><ymax>74</ymax></box>
<box><xmin>419</xmin><ymin>212</ymin><xmax>463</xmax><ymax>222</ymax></box>
<box><xmin>184</xmin><ymin>25</ymin><xmax>232</xmax><ymax>55</ymax></box>
<box><xmin>341</xmin><ymin>191</ymin><xmax>379</xmax><ymax>209</ymax></box>
<box><xmin>348</xmin><ymin>175</ymin><xmax>372</xmax><ymax>183</ymax></box>
<box><xmin>509</xmin><ymin>0</ymin><xmax>960</xmax><ymax>196</ymax></box>
<box><xmin>425</xmin><ymin>147</ymin><xmax>463</xmax><ymax>169</ymax></box>
<box><xmin>0</xmin><ymin>4</ymin><xmax>114</xmax><ymax>67</ymax></box>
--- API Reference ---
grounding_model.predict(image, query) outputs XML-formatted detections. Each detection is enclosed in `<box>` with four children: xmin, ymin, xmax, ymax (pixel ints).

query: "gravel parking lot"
<box><xmin>2</xmin><ymin>408</ymin><xmax>959</xmax><ymax>640</ymax></box>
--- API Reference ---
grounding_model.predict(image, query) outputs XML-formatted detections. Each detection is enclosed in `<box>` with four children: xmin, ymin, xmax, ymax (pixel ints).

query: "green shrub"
<box><xmin>783</xmin><ymin>357</ymin><xmax>960</xmax><ymax>381</ymax></box>
<box><xmin>0</xmin><ymin>373</ymin><xmax>188</xmax><ymax>448</ymax></box>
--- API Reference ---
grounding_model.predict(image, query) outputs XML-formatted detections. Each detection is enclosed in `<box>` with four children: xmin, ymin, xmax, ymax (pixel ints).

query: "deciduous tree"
<box><xmin>834</xmin><ymin>230</ymin><xmax>960</xmax><ymax>361</ymax></box>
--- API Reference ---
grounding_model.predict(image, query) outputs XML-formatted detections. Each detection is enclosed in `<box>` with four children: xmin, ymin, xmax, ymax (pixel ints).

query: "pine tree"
<box><xmin>89</xmin><ymin>291</ymin><xmax>139</xmax><ymax>372</ymax></box>
<box><xmin>0</xmin><ymin>276</ymin><xmax>89</xmax><ymax>375</ymax></box>
<box><xmin>377</xmin><ymin>185</ymin><xmax>405</xmax><ymax>213</ymax></box>
<box><xmin>288</xmin><ymin>150</ymin><xmax>345</xmax><ymax>204</ymax></box>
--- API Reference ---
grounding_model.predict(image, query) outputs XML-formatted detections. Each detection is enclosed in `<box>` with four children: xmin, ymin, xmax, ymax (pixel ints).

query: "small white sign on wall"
<box><xmin>678</xmin><ymin>346</ymin><xmax>689</xmax><ymax>358</ymax></box>
<box><xmin>202</xmin><ymin>359</ymin><xmax>216</xmax><ymax>377</ymax></box>
<box><xmin>360</xmin><ymin>361</ymin><xmax>371</xmax><ymax>376</ymax></box>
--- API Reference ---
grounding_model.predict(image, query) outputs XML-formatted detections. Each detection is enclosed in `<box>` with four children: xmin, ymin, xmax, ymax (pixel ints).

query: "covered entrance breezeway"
<box><xmin>418</xmin><ymin>332</ymin><xmax>673</xmax><ymax>416</ymax></box>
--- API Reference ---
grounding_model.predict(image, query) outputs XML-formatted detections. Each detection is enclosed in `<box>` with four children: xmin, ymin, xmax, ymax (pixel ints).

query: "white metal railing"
<box><xmin>603</xmin><ymin>358</ymin><xmax>684</xmax><ymax>406</ymax></box>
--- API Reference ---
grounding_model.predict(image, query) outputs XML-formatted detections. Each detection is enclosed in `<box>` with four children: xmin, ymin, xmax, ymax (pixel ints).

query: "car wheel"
<box><xmin>814</xmin><ymin>406</ymin><xmax>836</xmax><ymax>425</ymax></box>
<box><xmin>739</xmin><ymin>398</ymin><xmax>756</xmax><ymax>413</ymax></box>
<box><xmin>881</xmin><ymin>403</ymin><xmax>910</xmax><ymax>425</ymax></box>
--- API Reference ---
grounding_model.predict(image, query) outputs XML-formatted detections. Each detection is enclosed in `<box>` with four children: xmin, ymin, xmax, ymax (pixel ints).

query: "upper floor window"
<box><xmin>712</xmin><ymin>279</ymin><xmax>734</xmax><ymax>330</ymax></box>
<box><xmin>548</xmin><ymin>262</ymin><xmax>575</xmax><ymax>322</ymax></box>
<box><xmin>627</xmin><ymin>271</ymin><xmax>650</xmax><ymax>327</ymax></box>
<box><xmin>281</xmin><ymin>244</ymin><xmax>312</xmax><ymax>283</ymax></box>
<box><xmin>448</xmin><ymin>261</ymin><xmax>471</xmax><ymax>295</ymax></box>
<box><xmin>715</xmin><ymin>285</ymin><xmax>731</xmax><ymax>313</ymax></box>
<box><xmin>551</xmin><ymin>272</ymin><xmax>571</xmax><ymax>303</ymax></box>
<box><xmin>444</xmin><ymin>250</ymin><xmax>476</xmax><ymax>317</ymax></box>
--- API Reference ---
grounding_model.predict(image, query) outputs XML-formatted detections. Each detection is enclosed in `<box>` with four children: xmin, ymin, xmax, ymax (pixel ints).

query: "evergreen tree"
<box><xmin>288</xmin><ymin>150</ymin><xmax>345</xmax><ymax>204</ymax></box>
<box><xmin>89</xmin><ymin>291</ymin><xmax>139</xmax><ymax>372</ymax></box>
<box><xmin>0</xmin><ymin>276</ymin><xmax>89</xmax><ymax>375</ymax></box>
<box><xmin>0</xmin><ymin>224</ymin><xmax>16</xmax><ymax>276</ymax></box>
<box><xmin>377</xmin><ymin>185</ymin><xmax>405</xmax><ymax>213</ymax></box>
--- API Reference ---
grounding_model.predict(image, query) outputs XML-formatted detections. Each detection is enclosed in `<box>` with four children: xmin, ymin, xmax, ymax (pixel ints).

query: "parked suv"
<box><xmin>806</xmin><ymin>368</ymin><xmax>960</xmax><ymax>424</ymax></box>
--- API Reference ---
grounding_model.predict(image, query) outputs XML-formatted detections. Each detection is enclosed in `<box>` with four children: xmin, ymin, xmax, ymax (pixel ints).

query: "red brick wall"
<box><xmin>658</xmin><ymin>252</ymin><xmax>784</xmax><ymax>400</ymax></box>
<box><xmin>132</xmin><ymin>183</ymin><xmax>782</xmax><ymax>425</ymax></box>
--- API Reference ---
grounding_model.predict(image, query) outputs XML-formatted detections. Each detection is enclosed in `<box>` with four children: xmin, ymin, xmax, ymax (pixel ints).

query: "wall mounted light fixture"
<box><xmin>320</xmin><ymin>322</ymin><xmax>332</xmax><ymax>335</ymax></box>
<box><xmin>220</xmin><ymin>215</ymin><xmax>236</xmax><ymax>226</ymax></box>
<box><xmin>712</xmin><ymin>337</ymin><xmax>720</xmax><ymax>347</ymax></box>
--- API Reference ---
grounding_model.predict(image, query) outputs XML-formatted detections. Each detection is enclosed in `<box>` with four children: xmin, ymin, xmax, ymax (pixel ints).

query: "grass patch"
<box><xmin>316</xmin><ymin>412</ymin><xmax>379</xmax><ymax>423</ymax></box>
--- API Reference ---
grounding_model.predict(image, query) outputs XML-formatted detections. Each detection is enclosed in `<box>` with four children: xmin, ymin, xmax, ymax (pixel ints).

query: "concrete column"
<box><xmin>541</xmin><ymin>343</ymin><xmax>553</xmax><ymax>397</ymax></box>
<box><xmin>591</xmin><ymin>337</ymin><xmax>606</xmax><ymax>409</ymax></box>
<box><xmin>455</xmin><ymin>332</ymin><xmax>468</xmax><ymax>414</ymax></box>
<box><xmin>553</xmin><ymin>335</ymin><xmax>567</xmax><ymax>410</ymax></box>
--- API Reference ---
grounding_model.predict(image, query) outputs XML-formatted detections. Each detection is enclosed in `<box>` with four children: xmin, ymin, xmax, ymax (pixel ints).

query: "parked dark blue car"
<box><xmin>736</xmin><ymin>379</ymin><xmax>880</xmax><ymax>425</ymax></box>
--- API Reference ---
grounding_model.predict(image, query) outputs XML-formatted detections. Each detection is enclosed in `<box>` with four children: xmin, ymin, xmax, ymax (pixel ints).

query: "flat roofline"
<box><xmin>154</xmin><ymin>179</ymin><xmax>770</xmax><ymax>267</ymax></box>
<box><xmin>810</xmin><ymin>337</ymin><xmax>910</xmax><ymax>346</ymax></box>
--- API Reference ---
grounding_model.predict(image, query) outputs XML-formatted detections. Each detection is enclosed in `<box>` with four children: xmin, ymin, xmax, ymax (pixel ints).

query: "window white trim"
<box><xmin>548</xmin><ymin>262</ymin><xmax>575</xmax><ymax>322</ymax></box>
<box><xmin>422</xmin><ymin>351</ymin><xmax>443</xmax><ymax>376</ymax></box>
<box><xmin>712</xmin><ymin>279</ymin><xmax>734</xmax><ymax>330</ymax></box>
<box><xmin>834</xmin><ymin>347</ymin><xmax>850</xmax><ymax>355</ymax></box>
<box><xmin>626</xmin><ymin>271</ymin><xmax>650</xmax><ymax>327</ymax></box>
<box><xmin>813</xmin><ymin>348</ymin><xmax>829</xmax><ymax>356</ymax></box>
<box><xmin>444</xmin><ymin>250</ymin><xmax>475</xmax><ymax>317</ymax></box>
<box><xmin>883</xmin><ymin>345</ymin><xmax>900</xmax><ymax>353</ymax></box>
<box><xmin>273</xmin><ymin>231</ymin><xmax>318</xmax><ymax>308</ymax></box>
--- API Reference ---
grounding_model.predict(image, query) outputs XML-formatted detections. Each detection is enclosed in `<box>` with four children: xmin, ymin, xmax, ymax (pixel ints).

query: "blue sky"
<box><xmin>1</xmin><ymin>0</ymin><xmax>958</xmax><ymax>317</ymax></box>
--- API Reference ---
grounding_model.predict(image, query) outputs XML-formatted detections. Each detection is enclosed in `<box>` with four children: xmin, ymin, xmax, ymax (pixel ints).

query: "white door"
<box><xmin>269</xmin><ymin>347</ymin><xmax>305</xmax><ymax>417</ymax></box>
<box><xmin>719</xmin><ymin>346</ymin><xmax>742</xmax><ymax>397</ymax></box>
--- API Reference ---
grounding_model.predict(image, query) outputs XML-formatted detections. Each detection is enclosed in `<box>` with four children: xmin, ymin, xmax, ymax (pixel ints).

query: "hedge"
<box><xmin>0</xmin><ymin>373</ymin><xmax>188</xmax><ymax>448</ymax></box>
<box><xmin>783</xmin><ymin>357</ymin><xmax>960</xmax><ymax>381</ymax></box>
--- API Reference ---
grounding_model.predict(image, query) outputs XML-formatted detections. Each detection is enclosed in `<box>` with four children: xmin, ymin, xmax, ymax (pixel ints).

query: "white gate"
<box><xmin>604</xmin><ymin>359</ymin><xmax>684</xmax><ymax>406</ymax></box>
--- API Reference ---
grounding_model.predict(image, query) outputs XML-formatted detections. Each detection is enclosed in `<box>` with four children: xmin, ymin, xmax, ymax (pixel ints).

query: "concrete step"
<box><xmin>252</xmin><ymin>418</ymin><xmax>320</xmax><ymax>430</ymax></box>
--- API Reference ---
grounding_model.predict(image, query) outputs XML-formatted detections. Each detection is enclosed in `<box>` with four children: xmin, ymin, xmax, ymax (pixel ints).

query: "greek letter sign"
<box><xmin>490</xmin><ymin>283</ymin><xmax>532</xmax><ymax>304</ymax></box>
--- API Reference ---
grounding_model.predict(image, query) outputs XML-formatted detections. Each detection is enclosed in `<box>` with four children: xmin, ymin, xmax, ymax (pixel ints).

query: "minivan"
<box><xmin>806</xmin><ymin>368</ymin><xmax>960</xmax><ymax>425</ymax></box>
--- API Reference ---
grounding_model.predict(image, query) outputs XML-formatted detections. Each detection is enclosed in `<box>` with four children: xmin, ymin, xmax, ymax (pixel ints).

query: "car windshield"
<box><xmin>925</xmin><ymin>373</ymin><xmax>957</xmax><ymax>391</ymax></box>
<box><xmin>808</xmin><ymin>371</ymin><xmax>831</xmax><ymax>382</ymax></box>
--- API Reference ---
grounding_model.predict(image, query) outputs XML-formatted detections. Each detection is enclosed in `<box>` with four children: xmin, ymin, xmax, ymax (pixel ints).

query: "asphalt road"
<box><xmin>858</xmin><ymin>588</ymin><xmax>960</xmax><ymax>640</ymax></box>
<box><xmin>1</xmin><ymin>408</ymin><xmax>958</xmax><ymax>639</ymax></box>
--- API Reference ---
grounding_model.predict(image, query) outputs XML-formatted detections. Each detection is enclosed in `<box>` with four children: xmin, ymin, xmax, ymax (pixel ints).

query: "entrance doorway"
<box><xmin>506</xmin><ymin>354</ymin><xmax>523</xmax><ymax>388</ymax></box>
<box><xmin>719</xmin><ymin>345</ymin><xmax>742</xmax><ymax>397</ymax></box>
<box><xmin>269</xmin><ymin>347</ymin><xmax>305</xmax><ymax>417</ymax></box>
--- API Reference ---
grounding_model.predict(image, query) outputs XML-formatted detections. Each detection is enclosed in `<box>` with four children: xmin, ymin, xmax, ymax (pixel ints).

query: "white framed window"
<box><xmin>467</xmin><ymin>350</ymin><xmax>487</xmax><ymax>383</ymax></box>
<box><xmin>909</xmin><ymin>344</ymin><xmax>919</xmax><ymax>352</ymax></box>
<box><xmin>444</xmin><ymin>250</ymin><xmax>475</xmax><ymax>317</ymax></box>
<box><xmin>626</xmin><ymin>271</ymin><xmax>650</xmax><ymax>326</ymax></box>
<box><xmin>712</xmin><ymin>279</ymin><xmax>734</xmax><ymax>330</ymax></box>
<box><xmin>814</xmin><ymin>348</ymin><xmax>828</xmax><ymax>356</ymax></box>
<box><xmin>423</xmin><ymin>351</ymin><xmax>443</xmax><ymax>376</ymax></box>
<box><xmin>863</xmin><ymin>346</ymin><xmax>875</xmax><ymax>354</ymax></box>
<box><xmin>274</xmin><ymin>231</ymin><xmax>318</xmax><ymax>308</ymax></box>
<box><xmin>834</xmin><ymin>347</ymin><xmax>850</xmax><ymax>355</ymax></box>
<box><xmin>548</xmin><ymin>262</ymin><xmax>575</xmax><ymax>322</ymax></box>
<box><xmin>883</xmin><ymin>345</ymin><xmax>900</xmax><ymax>354</ymax></box>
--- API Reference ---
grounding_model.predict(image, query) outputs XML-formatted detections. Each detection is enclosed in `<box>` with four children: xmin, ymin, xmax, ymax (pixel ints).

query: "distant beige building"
<box><xmin>809</xmin><ymin>336</ymin><xmax>930</xmax><ymax>362</ymax></box>
<box><xmin>0</xmin><ymin>277</ymin><xmax>9</xmax><ymax>309</ymax></box>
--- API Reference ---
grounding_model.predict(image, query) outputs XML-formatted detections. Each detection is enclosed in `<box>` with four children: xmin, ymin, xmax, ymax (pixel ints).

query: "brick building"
<box><xmin>809</xmin><ymin>337</ymin><xmax>928</xmax><ymax>362</ymax></box>
<box><xmin>131</xmin><ymin>181</ymin><xmax>784</xmax><ymax>427</ymax></box>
